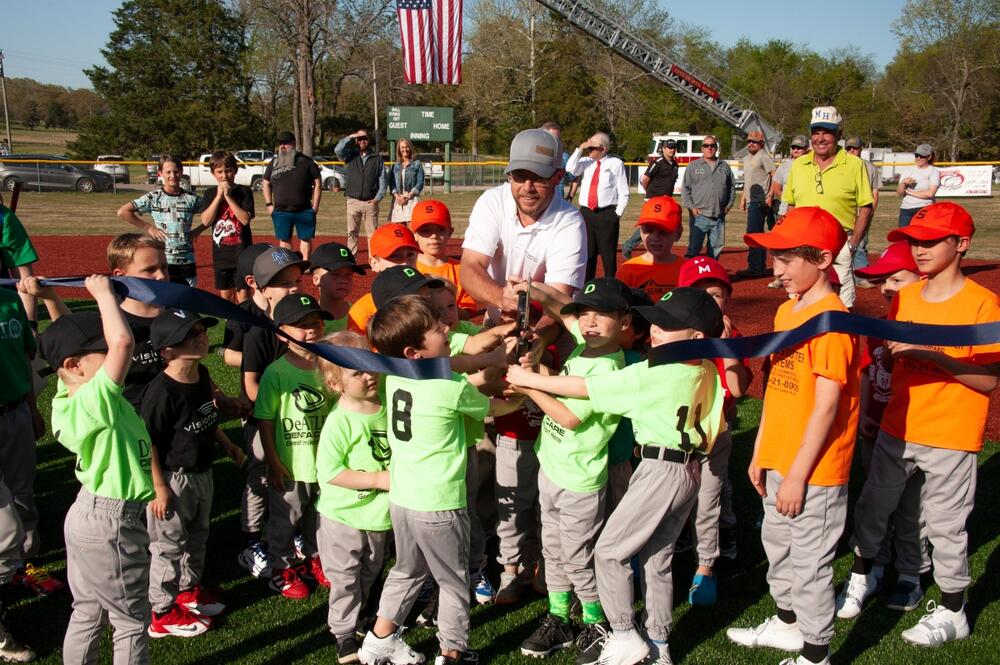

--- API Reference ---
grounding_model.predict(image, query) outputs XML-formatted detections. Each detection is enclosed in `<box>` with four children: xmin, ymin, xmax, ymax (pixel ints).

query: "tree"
<box><xmin>69</xmin><ymin>0</ymin><xmax>259</xmax><ymax>159</ymax></box>
<box><xmin>25</xmin><ymin>101</ymin><xmax>40</xmax><ymax>130</ymax></box>
<box><xmin>46</xmin><ymin>101</ymin><xmax>72</xmax><ymax>129</ymax></box>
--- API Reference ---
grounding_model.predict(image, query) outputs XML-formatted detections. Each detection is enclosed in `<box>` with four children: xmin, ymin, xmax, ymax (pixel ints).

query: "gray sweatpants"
<box><xmin>240</xmin><ymin>420</ymin><xmax>269</xmax><ymax>535</ymax></box>
<box><xmin>318</xmin><ymin>516</ymin><xmax>389</xmax><ymax>639</ymax></box>
<box><xmin>762</xmin><ymin>471</ymin><xmax>847</xmax><ymax>646</ymax></box>
<box><xmin>596</xmin><ymin>457</ymin><xmax>700</xmax><ymax>641</ymax></box>
<box><xmin>494</xmin><ymin>435</ymin><xmax>542</xmax><ymax>567</ymax></box>
<box><xmin>0</xmin><ymin>474</ymin><xmax>25</xmax><ymax>584</ymax></box>
<box><xmin>854</xmin><ymin>430</ymin><xmax>976</xmax><ymax>594</ymax></box>
<box><xmin>63</xmin><ymin>489</ymin><xmax>150</xmax><ymax>665</ymax></box>
<box><xmin>0</xmin><ymin>401</ymin><xmax>38</xmax><ymax>559</ymax></box>
<box><xmin>266</xmin><ymin>480</ymin><xmax>319</xmax><ymax>569</ymax></box>
<box><xmin>147</xmin><ymin>470</ymin><xmax>213</xmax><ymax>613</ymax></box>
<box><xmin>691</xmin><ymin>429</ymin><xmax>733</xmax><ymax>567</ymax></box>
<box><xmin>538</xmin><ymin>468</ymin><xmax>605</xmax><ymax>602</ymax></box>
<box><xmin>377</xmin><ymin>504</ymin><xmax>470</xmax><ymax>652</ymax></box>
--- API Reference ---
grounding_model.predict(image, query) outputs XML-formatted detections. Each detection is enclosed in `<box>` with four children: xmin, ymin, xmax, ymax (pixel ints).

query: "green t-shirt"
<box><xmin>587</xmin><ymin>359</ymin><xmax>726</xmax><ymax>455</ymax></box>
<box><xmin>385</xmin><ymin>372</ymin><xmax>490</xmax><ymax>511</ymax></box>
<box><xmin>324</xmin><ymin>315</ymin><xmax>348</xmax><ymax>334</ymax></box>
<box><xmin>0</xmin><ymin>205</ymin><xmax>39</xmax><ymax>268</ymax></box>
<box><xmin>51</xmin><ymin>367</ymin><xmax>155</xmax><ymax>501</ymax></box>
<box><xmin>535</xmin><ymin>324</ymin><xmax>623</xmax><ymax>493</ymax></box>
<box><xmin>0</xmin><ymin>288</ymin><xmax>34</xmax><ymax>403</ymax></box>
<box><xmin>316</xmin><ymin>404</ymin><xmax>391</xmax><ymax>531</ymax></box>
<box><xmin>606</xmin><ymin>349</ymin><xmax>643</xmax><ymax>466</ymax></box>
<box><xmin>447</xmin><ymin>321</ymin><xmax>483</xmax><ymax>356</ymax></box>
<box><xmin>254</xmin><ymin>357</ymin><xmax>333</xmax><ymax>483</ymax></box>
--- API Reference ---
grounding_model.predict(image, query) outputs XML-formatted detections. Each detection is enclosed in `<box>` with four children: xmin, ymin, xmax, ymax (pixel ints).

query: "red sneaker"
<box><xmin>177</xmin><ymin>585</ymin><xmax>226</xmax><ymax>617</ymax></box>
<box><xmin>269</xmin><ymin>566</ymin><xmax>310</xmax><ymax>599</ymax></box>
<box><xmin>148</xmin><ymin>605</ymin><xmax>212</xmax><ymax>638</ymax></box>
<box><xmin>306</xmin><ymin>556</ymin><xmax>331</xmax><ymax>588</ymax></box>
<box><xmin>16</xmin><ymin>562</ymin><xmax>65</xmax><ymax>595</ymax></box>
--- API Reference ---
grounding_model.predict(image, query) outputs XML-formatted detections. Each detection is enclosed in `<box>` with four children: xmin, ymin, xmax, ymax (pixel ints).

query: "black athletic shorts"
<box><xmin>213</xmin><ymin>265</ymin><xmax>245</xmax><ymax>291</ymax></box>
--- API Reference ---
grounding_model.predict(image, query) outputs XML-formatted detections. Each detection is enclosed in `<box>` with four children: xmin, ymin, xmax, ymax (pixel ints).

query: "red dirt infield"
<box><xmin>30</xmin><ymin>233</ymin><xmax>1000</xmax><ymax>439</ymax></box>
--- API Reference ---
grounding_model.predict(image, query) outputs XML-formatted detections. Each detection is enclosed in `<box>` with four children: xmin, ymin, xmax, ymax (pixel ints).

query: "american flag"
<box><xmin>397</xmin><ymin>0</ymin><xmax>462</xmax><ymax>85</ymax></box>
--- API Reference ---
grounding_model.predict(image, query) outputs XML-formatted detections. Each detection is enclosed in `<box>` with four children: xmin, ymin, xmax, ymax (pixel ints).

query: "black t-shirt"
<box><xmin>223</xmin><ymin>298</ymin><xmax>266</xmax><ymax>352</ymax></box>
<box><xmin>263</xmin><ymin>154</ymin><xmax>320</xmax><ymax>212</ymax></box>
<box><xmin>241</xmin><ymin>326</ymin><xmax>287</xmax><ymax>376</ymax></box>
<box><xmin>123</xmin><ymin>310</ymin><xmax>163</xmax><ymax>410</ymax></box>
<box><xmin>643</xmin><ymin>158</ymin><xmax>679</xmax><ymax>198</ymax></box>
<box><xmin>140</xmin><ymin>365</ymin><xmax>218</xmax><ymax>471</ymax></box>
<box><xmin>197</xmin><ymin>184</ymin><xmax>256</xmax><ymax>269</ymax></box>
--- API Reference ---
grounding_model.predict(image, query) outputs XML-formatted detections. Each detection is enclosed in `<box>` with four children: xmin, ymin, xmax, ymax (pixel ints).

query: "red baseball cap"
<box><xmin>745</xmin><ymin>206</ymin><xmax>846</xmax><ymax>253</ymax></box>
<box><xmin>370</xmin><ymin>223</ymin><xmax>419</xmax><ymax>259</ymax></box>
<box><xmin>855</xmin><ymin>241</ymin><xmax>919</xmax><ymax>279</ymax></box>
<box><xmin>886</xmin><ymin>202</ymin><xmax>975</xmax><ymax>242</ymax></box>
<box><xmin>636</xmin><ymin>196</ymin><xmax>682</xmax><ymax>233</ymax></box>
<box><xmin>678</xmin><ymin>256</ymin><xmax>731</xmax><ymax>292</ymax></box>
<box><xmin>410</xmin><ymin>199</ymin><xmax>452</xmax><ymax>232</ymax></box>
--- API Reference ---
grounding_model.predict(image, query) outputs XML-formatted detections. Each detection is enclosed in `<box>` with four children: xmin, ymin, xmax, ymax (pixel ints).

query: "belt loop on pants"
<box><xmin>637</xmin><ymin>444</ymin><xmax>692</xmax><ymax>465</ymax></box>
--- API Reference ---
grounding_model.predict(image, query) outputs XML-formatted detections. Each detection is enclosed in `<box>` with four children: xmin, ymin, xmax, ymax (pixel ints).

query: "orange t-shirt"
<box><xmin>757</xmin><ymin>293</ymin><xmax>861</xmax><ymax>486</ymax></box>
<box><xmin>417</xmin><ymin>258</ymin><xmax>480</xmax><ymax>315</ymax></box>
<box><xmin>347</xmin><ymin>292</ymin><xmax>377</xmax><ymax>335</ymax></box>
<box><xmin>617</xmin><ymin>255</ymin><xmax>683</xmax><ymax>302</ymax></box>
<box><xmin>880</xmin><ymin>278</ymin><xmax>1000</xmax><ymax>452</ymax></box>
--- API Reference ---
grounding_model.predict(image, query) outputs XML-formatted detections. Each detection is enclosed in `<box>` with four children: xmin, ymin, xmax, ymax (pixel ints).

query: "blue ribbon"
<box><xmin>2</xmin><ymin>276</ymin><xmax>452</xmax><ymax>380</ymax></box>
<box><xmin>649</xmin><ymin>309</ymin><xmax>1000</xmax><ymax>365</ymax></box>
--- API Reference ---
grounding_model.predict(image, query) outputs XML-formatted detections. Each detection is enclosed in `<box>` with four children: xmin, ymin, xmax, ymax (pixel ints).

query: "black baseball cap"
<box><xmin>371</xmin><ymin>266</ymin><xmax>445</xmax><ymax>308</ymax></box>
<box><xmin>632</xmin><ymin>287</ymin><xmax>725</xmax><ymax>337</ymax></box>
<box><xmin>38</xmin><ymin>312</ymin><xmax>108</xmax><ymax>373</ymax></box>
<box><xmin>253</xmin><ymin>247</ymin><xmax>310</xmax><ymax>287</ymax></box>
<box><xmin>277</xmin><ymin>131</ymin><xmax>296</xmax><ymax>144</ymax></box>
<box><xmin>560</xmin><ymin>277</ymin><xmax>631</xmax><ymax>315</ymax></box>
<box><xmin>273</xmin><ymin>293</ymin><xmax>333</xmax><ymax>327</ymax></box>
<box><xmin>624</xmin><ymin>286</ymin><xmax>654</xmax><ymax>309</ymax></box>
<box><xmin>663</xmin><ymin>139</ymin><xmax>677</xmax><ymax>148</ymax></box>
<box><xmin>310</xmin><ymin>242</ymin><xmax>365</xmax><ymax>275</ymax></box>
<box><xmin>150</xmin><ymin>309</ymin><xmax>218</xmax><ymax>350</ymax></box>
<box><xmin>238</xmin><ymin>243</ymin><xmax>278</xmax><ymax>282</ymax></box>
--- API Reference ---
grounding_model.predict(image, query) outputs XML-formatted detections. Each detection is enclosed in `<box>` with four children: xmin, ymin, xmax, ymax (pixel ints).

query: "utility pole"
<box><xmin>372</xmin><ymin>59</ymin><xmax>380</xmax><ymax>154</ymax></box>
<box><xmin>0</xmin><ymin>50</ymin><xmax>12</xmax><ymax>153</ymax></box>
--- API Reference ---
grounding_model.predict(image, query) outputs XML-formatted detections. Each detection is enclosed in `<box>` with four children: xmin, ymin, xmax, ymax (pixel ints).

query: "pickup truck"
<box><xmin>180</xmin><ymin>154</ymin><xmax>268</xmax><ymax>191</ymax></box>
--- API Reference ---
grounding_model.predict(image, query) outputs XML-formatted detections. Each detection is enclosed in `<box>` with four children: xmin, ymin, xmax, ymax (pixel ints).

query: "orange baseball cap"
<box><xmin>410</xmin><ymin>200</ymin><xmax>452</xmax><ymax>232</ymax></box>
<box><xmin>744</xmin><ymin>206</ymin><xmax>846</xmax><ymax>253</ymax></box>
<box><xmin>636</xmin><ymin>196</ymin><xmax>682</xmax><ymax>233</ymax></box>
<box><xmin>886</xmin><ymin>202</ymin><xmax>975</xmax><ymax>242</ymax></box>
<box><xmin>370</xmin><ymin>223</ymin><xmax>419</xmax><ymax>259</ymax></box>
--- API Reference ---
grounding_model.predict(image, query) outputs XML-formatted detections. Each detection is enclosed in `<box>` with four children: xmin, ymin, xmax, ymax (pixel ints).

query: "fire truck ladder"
<box><xmin>535</xmin><ymin>0</ymin><xmax>784</xmax><ymax>150</ymax></box>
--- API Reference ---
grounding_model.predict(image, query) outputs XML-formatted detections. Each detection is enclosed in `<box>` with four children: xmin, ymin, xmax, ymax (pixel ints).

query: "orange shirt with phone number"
<box><xmin>756</xmin><ymin>293</ymin><xmax>861</xmax><ymax>486</ymax></box>
<box><xmin>880</xmin><ymin>279</ymin><xmax>1000</xmax><ymax>452</ymax></box>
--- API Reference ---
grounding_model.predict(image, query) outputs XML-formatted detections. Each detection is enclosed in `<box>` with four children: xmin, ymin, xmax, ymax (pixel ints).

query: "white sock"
<box><xmin>613</xmin><ymin>628</ymin><xmax>635</xmax><ymax>640</ymax></box>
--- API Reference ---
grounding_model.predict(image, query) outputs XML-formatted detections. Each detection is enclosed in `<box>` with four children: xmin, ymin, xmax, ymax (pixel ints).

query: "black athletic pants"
<box><xmin>581</xmin><ymin>205</ymin><xmax>620</xmax><ymax>280</ymax></box>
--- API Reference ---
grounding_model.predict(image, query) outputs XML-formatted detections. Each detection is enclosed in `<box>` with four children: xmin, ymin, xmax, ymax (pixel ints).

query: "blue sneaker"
<box><xmin>471</xmin><ymin>569</ymin><xmax>496</xmax><ymax>605</ymax></box>
<box><xmin>688</xmin><ymin>574</ymin><xmax>717</xmax><ymax>605</ymax></box>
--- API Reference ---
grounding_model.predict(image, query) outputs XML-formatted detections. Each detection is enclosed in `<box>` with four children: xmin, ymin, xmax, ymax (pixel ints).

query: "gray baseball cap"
<box><xmin>845</xmin><ymin>136</ymin><xmax>863</xmax><ymax>149</ymax></box>
<box><xmin>505</xmin><ymin>129</ymin><xmax>562</xmax><ymax>178</ymax></box>
<box><xmin>790</xmin><ymin>135</ymin><xmax>809</xmax><ymax>148</ymax></box>
<box><xmin>915</xmin><ymin>143</ymin><xmax>934</xmax><ymax>157</ymax></box>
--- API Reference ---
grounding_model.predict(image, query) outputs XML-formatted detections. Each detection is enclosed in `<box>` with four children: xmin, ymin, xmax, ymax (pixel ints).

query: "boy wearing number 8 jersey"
<box><xmin>506</xmin><ymin>287</ymin><xmax>727</xmax><ymax>665</ymax></box>
<box><xmin>360</xmin><ymin>296</ymin><xmax>523</xmax><ymax>665</ymax></box>
<box><xmin>726</xmin><ymin>207</ymin><xmax>861</xmax><ymax>665</ymax></box>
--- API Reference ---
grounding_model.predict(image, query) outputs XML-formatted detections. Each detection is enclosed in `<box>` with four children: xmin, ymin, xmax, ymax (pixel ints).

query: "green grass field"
<box><xmin>7</xmin><ymin>309</ymin><xmax>1000</xmax><ymax>664</ymax></box>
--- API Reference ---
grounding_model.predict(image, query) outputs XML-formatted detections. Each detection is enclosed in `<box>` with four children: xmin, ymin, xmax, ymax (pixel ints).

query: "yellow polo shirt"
<box><xmin>781</xmin><ymin>148</ymin><xmax>873</xmax><ymax>230</ymax></box>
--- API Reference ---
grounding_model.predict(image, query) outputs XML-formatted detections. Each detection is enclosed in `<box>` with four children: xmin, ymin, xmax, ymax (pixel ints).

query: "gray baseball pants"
<box><xmin>0</xmin><ymin>474</ymin><xmax>25</xmax><ymax>584</ymax></box>
<box><xmin>691</xmin><ymin>429</ymin><xmax>733</xmax><ymax>567</ymax></box>
<box><xmin>494</xmin><ymin>435</ymin><xmax>542</xmax><ymax>568</ymax></box>
<box><xmin>762</xmin><ymin>470</ymin><xmax>847</xmax><ymax>646</ymax></box>
<box><xmin>377</xmin><ymin>504</ymin><xmax>470</xmax><ymax>652</ymax></box>
<box><xmin>596</xmin><ymin>457</ymin><xmax>700</xmax><ymax>641</ymax></box>
<box><xmin>240</xmin><ymin>420</ymin><xmax>269</xmax><ymax>535</ymax></box>
<box><xmin>605</xmin><ymin>460</ymin><xmax>633</xmax><ymax>517</ymax></box>
<box><xmin>538</xmin><ymin>468</ymin><xmax>604</xmax><ymax>602</ymax></box>
<box><xmin>266</xmin><ymin>480</ymin><xmax>319</xmax><ymax>569</ymax></box>
<box><xmin>0</xmin><ymin>401</ymin><xmax>38</xmax><ymax>559</ymax></box>
<box><xmin>318</xmin><ymin>516</ymin><xmax>389</xmax><ymax>640</ymax></box>
<box><xmin>854</xmin><ymin>430</ymin><xmax>976</xmax><ymax>593</ymax></box>
<box><xmin>147</xmin><ymin>470</ymin><xmax>213</xmax><ymax>613</ymax></box>
<box><xmin>62</xmin><ymin>489</ymin><xmax>150</xmax><ymax>665</ymax></box>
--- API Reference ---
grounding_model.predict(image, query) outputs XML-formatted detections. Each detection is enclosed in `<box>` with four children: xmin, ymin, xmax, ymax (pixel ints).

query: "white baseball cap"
<box><xmin>810</xmin><ymin>106</ymin><xmax>842</xmax><ymax>131</ymax></box>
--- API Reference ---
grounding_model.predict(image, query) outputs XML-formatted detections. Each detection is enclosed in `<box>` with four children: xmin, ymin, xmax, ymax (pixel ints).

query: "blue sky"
<box><xmin>4</xmin><ymin>0</ymin><xmax>906</xmax><ymax>89</ymax></box>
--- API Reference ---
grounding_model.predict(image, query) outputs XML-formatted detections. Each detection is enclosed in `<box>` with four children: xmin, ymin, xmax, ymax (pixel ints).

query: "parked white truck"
<box><xmin>180</xmin><ymin>154</ymin><xmax>268</xmax><ymax>191</ymax></box>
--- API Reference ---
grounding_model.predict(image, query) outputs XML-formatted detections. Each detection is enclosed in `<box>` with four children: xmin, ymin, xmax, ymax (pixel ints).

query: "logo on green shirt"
<box><xmin>292</xmin><ymin>383</ymin><xmax>327</xmax><ymax>413</ymax></box>
<box><xmin>368</xmin><ymin>428</ymin><xmax>391</xmax><ymax>463</ymax></box>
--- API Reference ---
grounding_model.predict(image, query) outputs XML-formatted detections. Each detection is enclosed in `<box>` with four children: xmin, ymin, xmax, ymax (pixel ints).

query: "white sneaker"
<box><xmin>0</xmin><ymin>622</ymin><xmax>35</xmax><ymax>663</ymax></box>
<box><xmin>596</xmin><ymin>629</ymin><xmax>650</xmax><ymax>665</ymax></box>
<box><xmin>726</xmin><ymin>615</ymin><xmax>804</xmax><ymax>651</ymax></box>
<box><xmin>648</xmin><ymin>639</ymin><xmax>673</xmax><ymax>665</ymax></box>
<box><xmin>238</xmin><ymin>541</ymin><xmax>273</xmax><ymax>579</ymax></box>
<box><xmin>900</xmin><ymin>601</ymin><xmax>970</xmax><ymax>647</ymax></box>
<box><xmin>835</xmin><ymin>571</ymin><xmax>881</xmax><ymax>619</ymax></box>
<box><xmin>778</xmin><ymin>656</ymin><xmax>829</xmax><ymax>665</ymax></box>
<box><xmin>358</xmin><ymin>629</ymin><xmax>426</xmax><ymax>664</ymax></box>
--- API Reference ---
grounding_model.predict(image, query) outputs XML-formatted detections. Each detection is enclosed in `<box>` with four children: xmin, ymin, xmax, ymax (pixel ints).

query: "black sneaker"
<box><xmin>719</xmin><ymin>527</ymin><xmax>738</xmax><ymax>561</ymax></box>
<box><xmin>574</xmin><ymin>622</ymin><xmax>610</xmax><ymax>665</ymax></box>
<box><xmin>520</xmin><ymin>614</ymin><xmax>575</xmax><ymax>658</ymax></box>
<box><xmin>337</xmin><ymin>635</ymin><xmax>360</xmax><ymax>663</ymax></box>
<box><xmin>417</xmin><ymin>589</ymin><xmax>438</xmax><ymax>627</ymax></box>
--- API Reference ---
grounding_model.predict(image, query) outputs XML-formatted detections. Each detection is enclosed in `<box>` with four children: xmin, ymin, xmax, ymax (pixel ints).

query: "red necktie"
<box><xmin>587</xmin><ymin>159</ymin><xmax>601</xmax><ymax>210</ymax></box>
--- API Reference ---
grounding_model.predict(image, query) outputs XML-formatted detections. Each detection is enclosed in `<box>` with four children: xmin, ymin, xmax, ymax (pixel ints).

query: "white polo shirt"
<box><xmin>463</xmin><ymin>183</ymin><xmax>587</xmax><ymax>322</ymax></box>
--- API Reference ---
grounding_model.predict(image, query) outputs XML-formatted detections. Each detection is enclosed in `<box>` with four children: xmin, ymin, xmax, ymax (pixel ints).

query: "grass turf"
<box><xmin>8</xmin><ymin>305</ymin><xmax>1000</xmax><ymax>664</ymax></box>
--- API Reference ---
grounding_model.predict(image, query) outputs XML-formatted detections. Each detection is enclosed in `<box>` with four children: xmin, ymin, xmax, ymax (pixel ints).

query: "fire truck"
<box><xmin>640</xmin><ymin>132</ymin><xmax>744</xmax><ymax>196</ymax></box>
